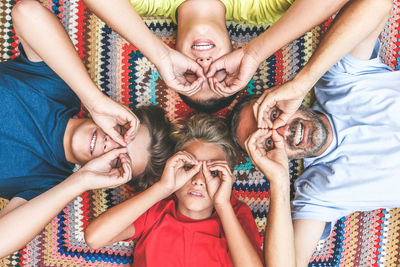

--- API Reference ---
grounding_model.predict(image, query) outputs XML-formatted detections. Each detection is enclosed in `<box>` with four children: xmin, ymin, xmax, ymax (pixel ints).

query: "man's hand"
<box><xmin>253</xmin><ymin>80</ymin><xmax>308</xmax><ymax>129</ymax></box>
<box><xmin>203</xmin><ymin>161</ymin><xmax>234</xmax><ymax>208</ymax></box>
<box><xmin>77</xmin><ymin>147</ymin><xmax>133</xmax><ymax>191</ymax></box>
<box><xmin>156</xmin><ymin>46</ymin><xmax>205</xmax><ymax>96</ymax></box>
<box><xmin>245</xmin><ymin>129</ymin><xmax>289</xmax><ymax>186</ymax></box>
<box><xmin>158</xmin><ymin>151</ymin><xmax>201</xmax><ymax>196</ymax></box>
<box><xmin>87</xmin><ymin>95</ymin><xmax>140</xmax><ymax>146</ymax></box>
<box><xmin>206</xmin><ymin>47</ymin><xmax>260</xmax><ymax>97</ymax></box>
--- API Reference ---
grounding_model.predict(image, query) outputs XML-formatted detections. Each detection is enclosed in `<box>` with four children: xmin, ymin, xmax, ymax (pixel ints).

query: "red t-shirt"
<box><xmin>127</xmin><ymin>195</ymin><xmax>263</xmax><ymax>267</ymax></box>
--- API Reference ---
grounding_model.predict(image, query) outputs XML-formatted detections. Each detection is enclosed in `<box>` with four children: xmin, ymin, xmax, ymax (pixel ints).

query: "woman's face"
<box><xmin>174</xmin><ymin>140</ymin><xmax>228</xmax><ymax>220</ymax></box>
<box><xmin>175</xmin><ymin>0</ymin><xmax>232</xmax><ymax>101</ymax></box>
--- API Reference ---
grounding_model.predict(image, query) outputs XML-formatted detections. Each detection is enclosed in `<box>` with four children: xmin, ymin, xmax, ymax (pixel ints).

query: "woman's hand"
<box><xmin>245</xmin><ymin>129</ymin><xmax>289</xmax><ymax>186</ymax></box>
<box><xmin>203</xmin><ymin>161</ymin><xmax>234</xmax><ymax>208</ymax></box>
<box><xmin>207</xmin><ymin>47</ymin><xmax>261</xmax><ymax>97</ymax></box>
<box><xmin>87</xmin><ymin>95</ymin><xmax>140</xmax><ymax>146</ymax></box>
<box><xmin>158</xmin><ymin>151</ymin><xmax>201</xmax><ymax>196</ymax></box>
<box><xmin>156</xmin><ymin>45</ymin><xmax>205</xmax><ymax>96</ymax></box>
<box><xmin>77</xmin><ymin>147</ymin><xmax>133</xmax><ymax>191</ymax></box>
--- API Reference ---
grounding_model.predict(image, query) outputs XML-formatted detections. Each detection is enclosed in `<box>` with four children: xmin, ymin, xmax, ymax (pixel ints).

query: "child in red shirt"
<box><xmin>85</xmin><ymin>114</ymin><xmax>264</xmax><ymax>267</ymax></box>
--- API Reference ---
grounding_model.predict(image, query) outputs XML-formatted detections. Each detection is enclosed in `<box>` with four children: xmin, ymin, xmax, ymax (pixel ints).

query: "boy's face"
<box><xmin>175</xmin><ymin>140</ymin><xmax>228</xmax><ymax>220</ymax></box>
<box><xmin>70</xmin><ymin>119</ymin><xmax>151</xmax><ymax>176</ymax></box>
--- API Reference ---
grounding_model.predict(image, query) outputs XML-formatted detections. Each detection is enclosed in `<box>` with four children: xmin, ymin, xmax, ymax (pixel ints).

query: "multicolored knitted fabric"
<box><xmin>0</xmin><ymin>0</ymin><xmax>399</xmax><ymax>266</ymax></box>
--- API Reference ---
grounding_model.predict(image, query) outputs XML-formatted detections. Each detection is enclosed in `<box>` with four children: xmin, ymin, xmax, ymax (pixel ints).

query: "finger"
<box><xmin>257</xmin><ymin>95</ymin><xmax>276</xmax><ymax>129</ymax></box>
<box><xmin>272</xmin><ymin>112</ymin><xmax>291</xmax><ymax>129</ymax></box>
<box><xmin>107</xmin><ymin>128</ymin><xmax>127</xmax><ymax>147</ymax></box>
<box><xmin>185</xmin><ymin>77</ymin><xmax>204</xmax><ymax>96</ymax></box>
<box><xmin>215</xmin><ymin>81</ymin><xmax>240</xmax><ymax>97</ymax></box>
<box><xmin>100</xmin><ymin>147</ymin><xmax>128</xmax><ymax>162</ymax></box>
<box><xmin>186</xmin><ymin>161</ymin><xmax>202</xmax><ymax>177</ymax></box>
<box><xmin>208</xmin><ymin>163</ymin><xmax>233</xmax><ymax>180</ymax></box>
<box><xmin>271</xmin><ymin>130</ymin><xmax>285</xmax><ymax>150</ymax></box>
<box><xmin>125</xmin><ymin>117</ymin><xmax>140</xmax><ymax>142</ymax></box>
<box><xmin>121</xmin><ymin>158</ymin><xmax>133</xmax><ymax>181</ymax></box>
<box><xmin>206</xmin><ymin>58</ymin><xmax>225</xmax><ymax>78</ymax></box>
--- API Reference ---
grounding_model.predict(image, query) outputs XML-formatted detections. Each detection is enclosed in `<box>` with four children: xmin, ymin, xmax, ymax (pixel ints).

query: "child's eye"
<box><xmin>210</xmin><ymin>170</ymin><xmax>219</xmax><ymax>177</ymax></box>
<box><xmin>265</xmin><ymin>137</ymin><xmax>274</xmax><ymax>151</ymax></box>
<box><xmin>183</xmin><ymin>165</ymin><xmax>194</xmax><ymax>171</ymax></box>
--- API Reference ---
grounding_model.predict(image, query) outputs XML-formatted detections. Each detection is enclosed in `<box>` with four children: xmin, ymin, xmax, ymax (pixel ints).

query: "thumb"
<box><xmin>107</xmin><ymin>128</ymin><xmax>127</xmax><ymax>147</ymax></box>
<box><xmin>207</xmin><ymin>57</ymin><xmax>225</xmax><ymax>78</ymax></box>
<box><xmin>99</xmin><ymin>147</ymin><xmax>128</xmax><ymax>163</ymax></box>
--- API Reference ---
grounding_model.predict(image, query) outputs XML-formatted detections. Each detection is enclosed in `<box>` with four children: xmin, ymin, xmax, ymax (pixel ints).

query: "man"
<box><xmin>82</xmin><ymin>0</ymin><xmax>349</xmax><ymax>113</ymax></box>
<box><xmin>230</xmin><ymin>0</ymin><xmax>398</xmax><ymax>265</ymax></box>
<box><xmin>0</xmin><ymin>0</ymin><xmax>173</xmax><ymax>258</ymax></box>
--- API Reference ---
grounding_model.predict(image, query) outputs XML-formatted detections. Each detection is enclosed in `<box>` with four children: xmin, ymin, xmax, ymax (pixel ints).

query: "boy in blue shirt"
<box><xmin>0</xmin><ymin>0</ymin><xmax>173</xmax><ymax>258</ymax></box>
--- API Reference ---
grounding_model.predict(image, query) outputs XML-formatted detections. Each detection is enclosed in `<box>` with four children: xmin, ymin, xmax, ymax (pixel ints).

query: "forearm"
<box><xmin>264</xmin><ymin>181</ymin><xmax>295</xmax><ymax>267</ymax></box>
<box><xmin>0</xmin><ymin>173</ymin><xmax>85</xmax><ymax>258</ymax></box>
<box><xmin>246</xmin><ymin>0</ymin><xmax>349</xmax><ymax>65</ymax></box>
<box><xmin>216</xmin><ymin>204</ymin><xmax>263</xmax><ymax>267</ymax></box>
<box><xmin>292</xmin><ymin>0</ymin><xmax>393</xmax><ymax>90</ymax></box>
<box><xmin>84</xmin><ymin>182</ymin><xmax>169</xmax><ymax>249</ymax></box>
<box><xmin>11</xmin><ymin>0</ymin><xmax>104</xmax><ymax>110</ymax></box>
<box><xmin>82</xmin><ymin>0</ymin><xmax>168</xmax><ymax>65</ymax></box>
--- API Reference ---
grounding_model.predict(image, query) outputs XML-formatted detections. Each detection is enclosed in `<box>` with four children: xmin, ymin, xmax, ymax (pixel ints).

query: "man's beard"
<box><xmin>286</xmin><ymin>107</ymin><xmax>329</xmax><ymax>159</ymax></box>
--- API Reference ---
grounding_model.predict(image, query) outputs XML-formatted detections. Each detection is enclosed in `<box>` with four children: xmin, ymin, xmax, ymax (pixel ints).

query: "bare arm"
<box><xmin>255</xmin><ymin>0</ymin><xmax>393</xmax><ymax>129</ymax></box>
<box><xmin>84</xmin><ymin>182</ymin><xmax>169</xmax><ymax>249</ymax></box>
<box><xmin>81</xmin><ymin>0</ymin><xmax>205</xmax><ymax>95</ymax></box>
<box><xmin>246</xmin><ymin>0</ymin><xmax>350</xmax><ymax>64</ymax></box>
<box><xmin>0</xmin><ymin>148</ymin><xmax>131</xmax><ymax>258</ymax></box>
<box><xmin>203</xmin><ymin>161</ymin><xmax>262</xmax><ymax>267</ymax></box>
<box><xmin>85</xmin><ymin>151</ymin><xmax>201</xmax><ymax>249</ymax></box>
<box><xmin>11</xmin><ymin>0</ymin><xmax>140</xmax><ymax>146</ymax></box>
<box><xmin>293</xmin><ymin>219</ymin><xmax>326</xmax><ymax>267</ymax></box>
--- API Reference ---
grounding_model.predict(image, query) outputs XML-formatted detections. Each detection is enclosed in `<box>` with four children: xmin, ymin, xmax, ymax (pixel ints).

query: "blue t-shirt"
<box><xmin>0</xmin><ymin>46</ymin><xmax>80</xmax><ymax>201</ymax></box>
<box><xmin>291</xmin><ymin>42</ymin><xmax>400</xmax><ymax>238</ymax></box>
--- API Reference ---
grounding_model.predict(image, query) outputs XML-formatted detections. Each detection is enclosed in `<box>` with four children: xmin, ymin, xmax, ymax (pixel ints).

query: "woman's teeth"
<box><xmin>192</xmin><ymin>43</ymin><xmax>215</xmax><ymax>50</ymax></box>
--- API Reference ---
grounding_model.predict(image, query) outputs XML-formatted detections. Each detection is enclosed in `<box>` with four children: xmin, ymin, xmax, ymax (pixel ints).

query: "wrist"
<box><xmin>64</xmin><ymin>170</ymin><xmax>90</xmax><ymax>193</ymax></box>
<box><xmin>153</xmin><ymin>181</ymin><xmax>174</xmax><ymax>198</ymax></box>
<box><xmin>82</xmin><ymin>89</ymin><xmax>106</xmax><ymax>112</ymax></box>
<box><xmin>291</xmin><ymin>67</ymin><xmax>320</xmax><ymax>95</ymax></box>
<box><xmin>148</xmin><ymin>41</ymin><xmax>170</xmax><ymax>66</ymax></box>
<box><xmin>214</xmin><ymin>200</ymin><xmax>232</xmax><ymax>213</ymax></box>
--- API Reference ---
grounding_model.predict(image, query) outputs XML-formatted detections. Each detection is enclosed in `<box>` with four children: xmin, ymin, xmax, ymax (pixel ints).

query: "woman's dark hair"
<box><xmin>129</xmin><ymin>105</ymin><xmax>175</xmax><ymax>191</ymax></box>
<box><xmin>171</xmin><ymin>113</ymin><xmax>237</xmax><ymax>170</ymax></box>
<box><xmin>179</xmin><ymin>93</ymin><xmax>237</xmax><ymax>114</ymax></box>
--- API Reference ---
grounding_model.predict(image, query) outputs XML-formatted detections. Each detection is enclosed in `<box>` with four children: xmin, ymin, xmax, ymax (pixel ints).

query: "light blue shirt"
<box><xmin>291</xmin><ymin>42</ymin><xmax>400</xmax><ymax>238</ymax></box>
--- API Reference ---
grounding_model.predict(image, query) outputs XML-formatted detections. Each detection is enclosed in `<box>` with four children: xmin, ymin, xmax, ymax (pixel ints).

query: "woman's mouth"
<box><xmin>191</xmin><ymin>39</ymin><xmax>215</xmax><ymax>51</ymax></box>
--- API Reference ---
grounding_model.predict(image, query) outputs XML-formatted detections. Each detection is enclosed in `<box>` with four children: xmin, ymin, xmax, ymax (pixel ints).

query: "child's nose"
<box><xmin>191</xmin><ymin>171</ymin><xmax>206</xmax><ymax>186</ymax></box>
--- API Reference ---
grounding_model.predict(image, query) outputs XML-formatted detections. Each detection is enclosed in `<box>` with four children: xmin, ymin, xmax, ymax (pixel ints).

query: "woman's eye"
<box><xmin>214</xmin><ymin>69</ymin><xmax>227</xmax><ymax>82</ymax></box>
<box><xmin>265</xmin><ymin>137</ymin><xmax>274</xmax><ymax>151</ymax></box>
<box><xmin>210</xmin><ymin>170</ymin><xmax>219</xmax><ymax>177</ymax></box>
<box><xmin>184</xmin><ymin>72</ymin><xmax>197</xmax><ymax>83</ymax></box>
<box><xmin>183</xmin><ymin>165</ymin><xmax>194</xmax><ymax>171</ymax></box>
<box><xmin>270</xmin><ymin>109</ymin><xmax>278</xmax><ymax>121</ymax></box>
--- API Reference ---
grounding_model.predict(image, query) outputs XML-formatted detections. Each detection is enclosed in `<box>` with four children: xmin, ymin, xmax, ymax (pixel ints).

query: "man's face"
<box><xmin>236</xmin><ymin>99</ymin><xmax>330</xmax><ymax>159</ymax></box>
<box><xmin>175</xmin><ymin>0</ymin><xmax>233</xmax><ymax>101</ymax></box>
<box><xmin>70</xmin><ymin>119</ymin><xmax>151</xmax><ymax>176</ymax></box>
<box><xmin>175</xmin><ymin>140</ymin><xmax>228</xmax><ymax>220</ymax></box>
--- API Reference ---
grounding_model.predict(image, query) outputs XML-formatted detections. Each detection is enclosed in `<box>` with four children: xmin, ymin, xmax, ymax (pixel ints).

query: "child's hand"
<box><xmin>245</xmin><ymin>129</ymin><xmax>289</xmax><ymax>186</ymax></box>
<box><xmin>87</xmin><ymin>95</ymin><xmax>140</xmax><ymax>146</ymax></box>
<box><xmin>158</xmin><ymin>151</ymin><xmax>201</xmax><ymax>195</ymax></box>
<box><xmin>203</xmin><ymin>161</ymin><xmax>234</xmax><ymax>208</ymax></box>
<box><xmin>76</xmin><ymin>147</ymin><xmax>133</xmax><ymax>191</ymax></box>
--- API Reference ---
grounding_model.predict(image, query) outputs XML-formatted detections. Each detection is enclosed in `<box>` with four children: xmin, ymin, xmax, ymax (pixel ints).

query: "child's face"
<box><xmin>175</xmin><ymin>140</ymin><xmax>227</xmax><ymax>220</ymax></box>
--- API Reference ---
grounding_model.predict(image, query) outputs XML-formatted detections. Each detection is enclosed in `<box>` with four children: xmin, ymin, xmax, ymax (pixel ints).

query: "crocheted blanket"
<box><xmin>1</xmin><ymin>0</ymin><xmax>399</xmax><ymax>266</ymax></box>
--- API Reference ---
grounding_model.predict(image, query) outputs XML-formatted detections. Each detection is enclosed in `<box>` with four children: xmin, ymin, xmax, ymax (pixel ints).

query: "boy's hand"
<box><xmin>156</xmin><ymin>46</ymin><xmax>205</xmax><ymax>96</ymax></box>
<box><xmin>245</xmin><ymin>129</ymin><xmax>289</xmax><ymax>186</ymax></box>
<box><xmin>253</xmin><ymin>80</ymin><xmax>307</xmax><ymax>129</ymax></box>
<box><xmin>206</xmin><ymin>47</ymin><xmax>260</xmax><ymax>97</ymax></box>
<box><xmin>203</xmin><ymin>161</ymin><xmax>234</xmax><ymax>208</ymax></box>
<box><xmin>76</xmin><ymin>147</ymin><xmax>133</xmax><ymax>191</ymax></box>
<box><xmin>158</xmin><ymin>151</ymin><xmax>201</xmax><ymax>196</ymax></box>
<box><xmin>87</xmin><ymin>95</ymin><xmax>140</xmax><ymax>146</ymax></box>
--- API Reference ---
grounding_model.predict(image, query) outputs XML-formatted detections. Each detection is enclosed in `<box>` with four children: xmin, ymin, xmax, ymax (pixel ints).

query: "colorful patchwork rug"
<box><xmin>1</xmin><ymin>0</ymin><xmax>400</xmax><ymax>266</ymax></box>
